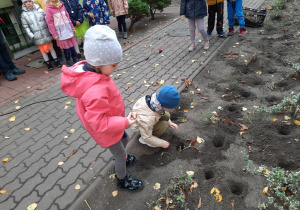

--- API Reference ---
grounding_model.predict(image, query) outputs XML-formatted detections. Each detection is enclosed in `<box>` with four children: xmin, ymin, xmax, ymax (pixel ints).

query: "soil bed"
<box><xmin>78</xmin><ymin>1</ymin><xmax>300</xmax><ymax>209</ymax></box>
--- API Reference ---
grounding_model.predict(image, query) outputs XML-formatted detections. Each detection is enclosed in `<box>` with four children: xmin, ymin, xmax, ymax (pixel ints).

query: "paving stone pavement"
<box><xmin>0</xmin><ymin>0</ymin><xmax>266</xmax><ymax>209</ymax></box>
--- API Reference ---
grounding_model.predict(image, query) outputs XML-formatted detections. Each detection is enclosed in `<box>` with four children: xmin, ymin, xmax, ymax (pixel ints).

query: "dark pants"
<box><xmin>63</xmin><ymin>47</ymin><xmax>77</xmax><ymax>61</ymax></box>
<box><xmin>0</xmin><ymin>33</ymin><xmax>16</xmax><ymax>74</ymax></box>
<box><xmin>207</xmin><ymin>2</ymin><xmax>224</xmax><ymax>34</ymax></box>
<box><xmin>116</xmin><ymin>15</ymin><xmax>127</xmax><ymax>33</ymax></box>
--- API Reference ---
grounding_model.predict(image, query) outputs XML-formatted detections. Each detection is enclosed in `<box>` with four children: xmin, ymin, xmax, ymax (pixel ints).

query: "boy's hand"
<box><xmin>76</xmin><ymin>21</ymin><xmax>81</xmax><ymax>26</ymax></box>
<box><xmin>127</xmin><ymin>112</ymin><xmax>137</xmax><ymax>126</ymax></box>
<box><xmin>169</xmin><ymin>122</ymin><xmax>178</xmax><ymax>130</ymax></box>
<box><xmin>180</xmin><ymin>15</ymin><xmax>184</xmax><ymax>21</ymax></box>
<box><xmin>162</xmin><ymin>140</ymin><xmax>170</xmax><ymax>148</ymax></box>
<box><xmin>90</xmin><ymin>13</ymin><xmax>94</xmax><ymax>18</ymax></box>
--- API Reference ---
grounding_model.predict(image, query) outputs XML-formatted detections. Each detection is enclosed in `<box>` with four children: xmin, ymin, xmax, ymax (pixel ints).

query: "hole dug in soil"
<box><xmin>229</xmin><ymin>181</ymin><xmax>244</xmax><ymax>196</ymax></box>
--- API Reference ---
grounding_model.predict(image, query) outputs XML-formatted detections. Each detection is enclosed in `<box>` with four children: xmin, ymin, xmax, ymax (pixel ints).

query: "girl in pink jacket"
<box><xmin>61</xmin><ymin>25</ymin><xmax>143</xmax><ymax>192</ymax></box>
<box><xmin>46</xmin><ymin>0</ymin><xmax>79</xmax><ymax>66</ymax></box>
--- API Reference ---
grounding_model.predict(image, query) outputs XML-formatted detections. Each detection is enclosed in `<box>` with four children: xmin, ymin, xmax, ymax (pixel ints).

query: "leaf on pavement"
<box><xmin>112</xmin><ymin>190</ymin><xmax>118</xmax><ymax>197</ymax></box>
<box><xmin>182</xmin><ymin>119</ymin><xmax>188</xmax><ymax>123</ymax></box>
<box><xmin>58</xmin><ymin>162</ymin><xmax>64</xmax><ymax>166</ymax></box>
<box><xmin>284</xmin><ymin>115</ymin><xmax>291</xmax><ymax>120</ymax></box>
<box><xmin>75</xmin><ymin>184</ymin><xmax>80</xmax><ymax>190</ymax></box>
<box><xmin>0</xmin><ymin>190</ymin><xmax>6</xmax><ymax>194</ymax></box>
<box><xmin>9</xmin><ymin>116</ymin><xmax>16</xmax><ymax>122</ymax></box>
<box><xmin>15</xmin><ymin>100</ymin><xmax>19</xmax><ymax>103</ymax></box>
<box><xmin>27</xmin><ymin>203</ymin><xmax>37</xmax><ymax>210</ymax></box>
<box><xmin>65</xmin><ymin>149</ymin><xmax>77</xmax><ymax>158</ymax></box>
<box><xmin>153</xmin><ymin>183</ymin><xmax>161</xmax><ymax>190</ymax></box>
<box><xmin>15</xmin><ymin>106</ymin><xmax>21</xmax><ymax>110</ymax></box>
<box><xmin>2</xmin><ymin>158</ymin><xmax>8</xmax><ymax>162</ymax></box>
<box><xmin>66</xmin><ymin>101</ymin><xmax>71</xmax><ymax>104</ymax></box>
<box><xmin>64</xmin><ymin>106</ymin><xmax>69</xmax><ymax>109</ymax></box>
<box><xmin>130</xmin><ymin>99</ymin><xmax>134</xmax><ymax>103</ymax></box>
<box><xmin>70</xmin><ymin>129</ymin><xmax>76</xmax><ymax>133</ymax></box>
<box><xmin>24</xmin><ymin>128</ymin><xmax>31</xmax><ymax>131</ymax></box>
<box><xmin>184</xmin><ymin>109</ymin><xmax>188</xmax><ymax>112</ymax></box>
<box><xmin>109</xmin><ymin>173</ymin><xmax>116</xmax><ymax>180</ymax></box>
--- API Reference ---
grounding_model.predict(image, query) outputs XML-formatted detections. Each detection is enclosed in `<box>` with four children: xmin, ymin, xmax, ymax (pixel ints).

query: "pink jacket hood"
<box><xmin>61</xmin><ymin>61</ymin><xmax>129</xmax><ymax>147</ymax></box>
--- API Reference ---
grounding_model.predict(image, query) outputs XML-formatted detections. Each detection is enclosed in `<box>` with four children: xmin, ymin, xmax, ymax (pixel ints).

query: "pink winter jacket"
<box><xmin>107</xmin><ymin>0</ymin><xmax>129</xmax><ymax>17</ymax></box>
<box><xmin>61</xmin><ymin>61</ymin><xmax>129</xmax><ymax>147</ymax></box>
<box><xmin>46</xmin><ymin>2</ymin><xmax>74</xmax><ymax>40</ymax></box>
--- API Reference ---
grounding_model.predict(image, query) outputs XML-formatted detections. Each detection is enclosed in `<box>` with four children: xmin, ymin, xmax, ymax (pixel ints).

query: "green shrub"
<box><xmin>128</xmin><ymin>0</ymin><xmax>150</xmax><ymax>31</ymax></box>
<box><xmin>143</xmin><ymin>0</ymin><xmax>171</xmax><ymax>20</ymax></box>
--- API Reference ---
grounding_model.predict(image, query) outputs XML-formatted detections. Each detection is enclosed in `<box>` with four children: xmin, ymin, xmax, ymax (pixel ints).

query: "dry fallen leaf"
<box><xmin>159</xmin><ymin>80</ymin><xmax>165</xmax><ymax>85</ymax></box>
<box><xmin>256</xmin><ymin>71</ymin><xmax>262</xmax><ymax>75</ymax></box>
<box><xmin>153</xmin><ymin>206</ymin><xmax>162</xmax><ymax>210</ymax></box>
<box><xmin>264</xmin><ymin>169</ymin><xmax>269</xmax><ymax>175</ymax></box>
<box><xmin>64</xmin><ymin>106</ymin><xmax>69</xmax><ymax>109</ymax></box>
<box><xmin>130</xmin><ymin>99</ymin><xmax>134</xmax><ymax>103</ymax></box>
<box><xmin>24</xmin><ymin>128</ymin><xmax>31</xmax><ymax>131</ymax></box>
<box><xmin>196</xmin><ymin>136</ymin><xmax>205</xmax><ymax>143</ymax></box>
<box><xmin>242</xmin><ymin>107</ymin><xmax>248</xmax><ymax>111</ymax></box>
<box><xmin>284</xmin><ymin>115</ymin><xmax>291</xmax><ymax>120</ymax></box>
<box><xmin>182</xmin><ymin>119</ymin><xmax>188</xmax><ymax>123</ymax></box>
<box><xmin>2</xmin><ymin>158</ymin><xmax>8</xmax><ymax>162</ymax></box>
<box><xmin>112</xmin><ymin>190</ymin><xmax>118</xmax><ymax>197</ymax></box>
<box><xmin>210</xmin><ymin>187</ymin><xmax>222</xmax><ymax>202</ymax></box>
<box><xmin>15</xmin><ymin>100</ymin><xmax>19</xmax><ymax>103</ymax></box>
<box><xmin>65</xmin><ymin>149</ymin><xmax>77</xmax><ymax>158</ymax></box>
<box><xmin>75</xmin><ymin>184</ymin><xmax>80</xmax><ymax>190</ymax></box>
<box><xmin>9</xmin><ymin>116</ymin><xmax>16</xmax><ymax>122</ymax></box>
<box><xmin>239</xmin><ymin>124</ymin><xmax>249</xmax><ymax>131</ymax></box>
<box><xmin>27</xmin><ymin>203</ymin><xmax>37</xmax><ymax>210</ymax></box>
<box><xmin>186</xmin><ymin>171</ymin><xmax>194</xmax><ymax>176</ymax></box>
<box><xmin>66</xmin><ymin>101</ymin><xmax>71</xmax><ymax>104</ymax></box>
<box><xmin>70</xmin><ymin>129</ymin><xmax>76</xmax><ymax>133</ymax></box>
<box><xmin>109</xmin><ymin>173</ymin><xmax>116</xmax><ymax>180</ymax></box>
<box><xmin>58</xmin><ymin>162</ymin><xmax>64</xmax><ymax>166</ymax></box>
<box><xmin>184</xmin><ymin>109</ymin><xmax>188</xmax><ymax>113</ymax></box>
<box><xmin>15</xmin><ymin>106</ymin><xmax>21</xmax><ymax>110</ymax></box>
<box><xmin>273</xmin><ymin>118</ymin><xmax>278</xmax><ymax>122</ymax></box>
<box><xmin>295</xmin><ymin>120</ymin><xmax>300</xmax><ymax>126</ymax></box>
<box><xmin>153</xmin><ymin>183</ymin><xmax>161</xmax><ymax>190</ymax></box>
<box><xmin>4</xmin><ymin>137</ymin><xmax>9</xmax><ymax>139</ymax></box>
<box><xmin>64</xmin><ymin>136</ymin><xmax>68</xmax><ymax>139</ymax></box>
<box><xmin>263</xmin><ymin>186</ymin><xmax>268</xmax><ymax>194</ymax></box>
<box><xmin>0</xmin><ymin>190</ymin><xmax>6</xmax><ymax>194</ymax></box>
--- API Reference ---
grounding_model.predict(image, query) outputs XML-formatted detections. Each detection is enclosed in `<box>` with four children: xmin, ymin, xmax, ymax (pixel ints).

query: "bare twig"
<box><xmin>85</xmin><ymin>200</ymin><xmax>92</xmax><ymax>210</ymax></box>
<box><xmin>263</xmin><ymin>145</ymin><xmax>273</xmax><ymax>152</ymax></box>
<box><xmin>197</xmin><ymin>192</ymin><xmax>202</xmax><ymax>209</ymax></box>
<box><xmin>231</xmin><ymin>199</ymin><xmax>234</xmax><ymax>210</ymax></box>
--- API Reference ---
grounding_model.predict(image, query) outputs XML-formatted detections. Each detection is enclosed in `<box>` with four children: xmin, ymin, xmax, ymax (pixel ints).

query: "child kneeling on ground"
<box><xmin>61</xmin><ymin>25</ymin><xmax>143</xmax><ymax>192</ymax></box>
<box><xmin>132</xmin><ymin>85</ymin><xmax>181</xmax><ymax>148</ymax></box>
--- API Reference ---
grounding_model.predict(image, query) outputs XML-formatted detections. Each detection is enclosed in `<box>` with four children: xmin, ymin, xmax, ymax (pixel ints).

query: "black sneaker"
<box><xmin>54</xmin><ymin>59</ymin><xmax>62</xmax><ymax>68</ymax></box>
<box><xmin>117</xmin><ymin>174</ymin><xmax>143</xmax><ymax>192</ymax></box>
<box><xmin>218</xmin><ymin>31</ymin><xmax>226</xmax><ymax>37</ymax></box>
<box><xmin>46</xmin><ymin>61</ymin><xmax>54</xmax><ymax>71</ymax></box>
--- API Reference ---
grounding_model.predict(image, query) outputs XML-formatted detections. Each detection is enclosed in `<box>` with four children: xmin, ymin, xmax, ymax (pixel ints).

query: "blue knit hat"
<box><xmin>84</xmin><ymin>25</ymin><xmax>122</xmax><ymax>66</ymax></box>
<box><xmin>157</xmin><ymin>85</ymin><xmax>180</xmax><ymax>109</ymax></box>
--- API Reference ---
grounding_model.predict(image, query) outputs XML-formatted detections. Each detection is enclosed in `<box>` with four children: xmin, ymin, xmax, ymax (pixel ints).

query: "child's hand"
<box><xmin>127</xmin><ymin>112</ymin><xmax>137</xmax><ymax>126</ymax></box>
<box><xmin>162</xmin><ymin>140</ymin><xmax>170</xmax><ymax>148</ymax></box>
<box><xmin>180</xmin><ymin>15</ymin><xmax>184</xmax><ymax>21</ymax></box>
<box><xmin>73</xmin><ymin>29</ymin><xmax>76</xmax><ymax>35</ymax></box>
<box><xmin>53</xmin><ymin>36</ymin><xmax>58</xmax><ymax>40</ymax></box>
<box><xmin>90</xmin><ymin>13</ymin><xmax>94</xmax><ymax>18</ymax></box>
<box><xmin>169</xmin><ymin>122</ymin><xmax>178</xmax><ymax>130</ymax></box>
<box><xmin>76</xmin><ymin>21</ymin><xmax>81</xmax><ymax>26</ymax></box>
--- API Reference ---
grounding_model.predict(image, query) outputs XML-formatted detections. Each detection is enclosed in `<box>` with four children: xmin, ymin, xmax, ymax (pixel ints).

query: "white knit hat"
<box><xmin>84</xmin><ymin>25</ymin><xmax>122</xmax><ymax>66</ymax></box>
<box><xmin>22</xmin><ymin>0</ymin><xmax>34</xmax><ymax>2</ymax></box>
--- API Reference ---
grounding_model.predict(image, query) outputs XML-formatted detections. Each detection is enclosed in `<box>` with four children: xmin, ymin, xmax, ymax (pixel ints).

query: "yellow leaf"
<box><xmin>44</xmin><ymin>71</ymin><xmax>49</xmax><ymax>74</ymax></box>
<box><xmin>154</xmin><ymin>206</ymin><xmax>162</xmax><ymax>210</ymax></box>
<box><xmin>9</xmin><ymin>116</ymin><xmax>16</xmax><ymax>122</ymax></box>
<box><xmin>217</xmin><ymin>194</ymin><xmax>223</xmax><ymax>202</ymax></box>
<box><xmin>191</xmin><ymin>102</ymin><xmax>196</xmax><ymax>106</ymax></box>
<box><xmin>153</xmin><ymin>183</ymin><xmax>161</xmax><ymax>190</ymax></box>
<box><xmin>112</xmin><ymin>190</ymin><xmax>118</xmax><ymax>197</ymax></box>
<box><xmin>253</xmin><ymin>106</ymin><xmax>258</xmax><ymax>109</ymax></box>
<box><xmin>182</xmin><ymin>119</ymin><xmax>188</xmax><ymax>123</ymax></box>
<box><xmin>145</xmin><ymin>84</ymin><xmax>151</xmax><ymax>87</ymax></box>
<box><xmin>58</xmin><ymin>162</ymin><xmax>64</xmax><ymax>166</ymax></box>
<box><xmin>186</xmin><ymin>171</ymin><xmax>194</xmax><ymax>176</ymax></box>
<box><xmin>27</xmin><ymin>86</ymin><xmax>31</xmax><ymax>89</ymax></box>
<box><xmin>233</xmin><ymin>46</ymin><xmax>236</xmax><ymax>48</ymax></box>
<box><xmin>294</xmin><ymin>120</ymin><xmax>300</xmax><ymax>126</ymax></box>
<box><xmin>0</xmin><ymin>190</ymin><xmax>7</xmax><ymax>194</ymax></box>
<box><xmin>242</xmin><ymin>107</ymin><xmax>248</xmax><ymax>111</ymax></box>
<box><xmin>2</xmin><ymin>158</ymin><xmax>9</xmax><ymax>162</ymax></box>
<box><xmin>64</xmin><ymin>106</ymin><xmax>69</xmax><ymax>109</ymax></box>
<box><xmin>159</xmin><ymin>197</ymin><xmax>166</xmax><ymax>200</ymax></box>
<box><xmin>66</xmin><ymin>101</ymin><xmax>71</xmax><ymax>104</ymax></box>
<box><xmin>64</xmin><ymin>136</ymin><xmax>68</xmax><ymax>139</ymax></box>
<box><xmin>273</xmin><ymin>118</ymin><xmax>278</xmax><ymax>122</ymax></box>
<box><xmin>264</xmin><ymin>169</ymin><xmax>269</xmax><ymax>175</ymax></box>
<box><xmin>15</xmin><ymin>106</ymin><xmax>21</xmax><ymax>110</ymax></box>
<box><xmin>15</xmin><ymin>100</ymin><xmax>19</xmax><ymax>103</ymax></box>
<box><xmin>200</xmin><ymin>62</ymin><xmax>204</xmax><ymax>65</ymax></box>
<box><xmin>24</xmin><ymin>128</ymin><xmax>31</xmax><ymax>131</ymax></box>
<box><xmin>130</xmin><ymin>99</ymin><xmax>134</xmax><ymax>103</ymax></box>
<box><xmin>190</xmin><ymin>181</ymin><xmax>198</xmax><ymax>192</ymax></box>
<box><xmin>148</xmin><ymin>30</ymin><xmax>152</xmax><ymax>33</ymax></box>
<box><xmin>159</xmin><ymin>80</ymin><xmax>164</xmax><ymax>85</ymax></box>
<box><xmin>130</xmin><ymin>35</ymin><xmax>132</xmax><ymax>37</ymax></box>
<box><xmin>126</xmin><ymin>58</ymin><xmax>130</xmax><ymax>61</ymax></box>
<box><xmin>184</xmin><ymin>109</ymin><xmax>188</xmax><ymax>112</ymax></box>
<box><xmin>4</xmin><ymin>137</ymin><xmax>9</xmax><ymax>139</ymax></box>
<box><xmin>292</xmin><ymin>78</ymin><xmax>297</xmax><ymax>80</ymax></box>
<box><xmin>196</xmin><ymin>136</ymin><xmax>205</xmax><ymax>143</ymax></box>
<box><xmin>75</xmin><ymin>184</ymin><xmax>80</xmax><ymax>190</ymax></box>
<box><xmin>240</xmin><ymin>131</ymin><xmax>244</xmax><ymax>136</ymax></box>
<box><xmin>27</xmin><ymin>203</ymin><xmax>37</xmax><ymax>210</ymax></box>
<box><xmin>109</xmin><ymin>173</ymin><xmax>116</xmax><ymax>180</ymax></box>
<box><xmin>122</xmin><ymin>72</ymin><xmax>126</xmax><ymax>74</ymax></box>
<box><xmin>284</xmin><ymin>115</ymin><xmax>291</xmax><ymax>120</ymax></box>
<box><xmin>127</xmin><ymin>83</ymin><xmax>132</xmax><ymax>86</ymax></box>
<box><xmin>70</xmin><ymin>129</ymin><xmax>76</xmax><ymax>133</ymax></box>
<box><xmin>166</xmin><ymin>197</ymin><xmax>173</xmax><ymax>204</ymax></box>
<box><xmin>210</xmin><ymin>187</ymin><xmax>215</xmax><ymax>194</ymax></box>
<box><xmin>263</xmin><ymin>186</ymin><xmax>268</xmax><ymax>194</ymax></box>
<box><xmin>256</xmin><ymin>71</ymin><xmax>262</xmax><ymax>75</ymax></box>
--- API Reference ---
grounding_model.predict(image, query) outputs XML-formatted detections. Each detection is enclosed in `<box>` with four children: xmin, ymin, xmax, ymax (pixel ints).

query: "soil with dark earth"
<box><xmin>77</xmin><ymin>0</ymin><xmax>300</xmax><ymax>209</ymax></box>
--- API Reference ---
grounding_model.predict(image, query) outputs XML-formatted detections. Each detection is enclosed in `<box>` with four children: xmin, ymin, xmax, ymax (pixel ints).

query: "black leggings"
<box><xmin>63</xmin><ymin>47</ymin><xmax>77</xmax><ymax>61</ymax></box>
<box><xmin>116</xmin><ymin>15</ymin><xmax>127</xmax><ymax>33</ymax></box>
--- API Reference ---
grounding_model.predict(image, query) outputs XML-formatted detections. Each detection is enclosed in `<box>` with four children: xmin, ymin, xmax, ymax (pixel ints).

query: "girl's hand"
<box><xmin>180</xmin><ymin>15</ymin><xmax>184</xmax><ymax>21</ymax></box>
<box><xmin>162</xmin><ymin>140</ymin><xmax>170</xmax><ymax>148</ymax></box>
<box><xmin>127</xmin><ymin>112</ymin><xmax>137</xmax><ymax>126</ymax></box>
<box><xmin>90</xmin><ymin>13</ymin><xmax>94</xmax><ymax>18</ymax></box>
<box><xmin>169</xmin><ymin>122</ymin><xmax>178</xmax><ymax>130</ymax></box>
<box><xmin>76</xmin><ymin>21</ymin><xmax>81</xmax><ymax>26</ymax></box>
<box><xmin>73</xmin><ymin>30</ymin><xmax>76</xmax><ymax>34</ymax></box>
<box><xmin>53</xmin><ymin>36</ymin><xmax>59</xmax><ymax>40</ymax></box>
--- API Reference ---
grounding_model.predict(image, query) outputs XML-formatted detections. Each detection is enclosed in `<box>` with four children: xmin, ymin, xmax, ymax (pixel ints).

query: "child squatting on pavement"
<box><xmin>61</xmin><ymin>25</ymin><xmax>143</xmax><ymax>192</ymax></box>
<box><xmin>132</xmin><ymin>85</ymin><xmax>181</xmax><ymax>148</ymax></box>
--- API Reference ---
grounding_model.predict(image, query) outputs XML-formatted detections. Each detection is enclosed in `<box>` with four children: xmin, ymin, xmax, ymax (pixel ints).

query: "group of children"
<box><xmin>180</xmin><ymin>0</ymin><xmax>247</xmax><ymax>52</ymax></box>
<box><xmin>19</xmin><ymin>0</ymin><xmax>129</xmax><ymax>70</ymax></box>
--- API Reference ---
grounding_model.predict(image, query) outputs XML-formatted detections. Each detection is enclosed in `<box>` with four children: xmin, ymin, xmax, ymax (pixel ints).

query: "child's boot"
<box><xmin>126</xmin><ymin>155</ymin><xmax>136</xmax><ymax>167</ymax></box>
<box><xmin>238</xmin><ymin>27</ymin><xmax>247</xmax><ymax>37</ymax></box>
<box><xmin>123</xmin><ymin>32</ymin><xmax>128</xmax><ymax>39</ymax></box>
<box><xmin>46</xmin><ymin>61</ymin><xmax>54</xmax><ymax>71</ymax></box>
<box><xmin>228</xmin><ymin>27</ymin><xmax>234</xmax><ymax>36</ymax></box>
<box><xmin>66</xmin><ymin>59</ymin><xmax>74</xmax><ymax>67</ymax></box>
<box><xmin>117</xmin><ymin>174</ymin><xmax>143</xmax><ymax>192</ymax></box>
<box><xmin>54</xmin><ymin>59</ymin><xmax>62</xmax><ymax>68</ymax></box>
<box><xmin>118</xmin><ymin>32</ymin><xmax>123</xmax><ymax>38</ymax></box>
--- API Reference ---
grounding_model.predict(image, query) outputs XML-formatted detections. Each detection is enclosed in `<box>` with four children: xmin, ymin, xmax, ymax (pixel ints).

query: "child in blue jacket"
<box><xmin>83</xmin><ymin>0</ymin><xmax>110</xmax><ymax>26</ymax></box>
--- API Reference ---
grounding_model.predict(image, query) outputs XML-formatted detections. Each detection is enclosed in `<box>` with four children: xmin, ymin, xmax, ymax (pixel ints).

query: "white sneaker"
<box><xmin>188</xmin><ymin>44</ymin><xmax>195</xmax><ymax>52</ymax></box>
<box><xmin>139</xmin><ymin>137</ymin><xmax>155</xmax><ymax>147</ymax></box>
<box><xmin>204</xmin><ymin>41</ymin><xmax>209</xmax><ymax>50</ymax></box>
